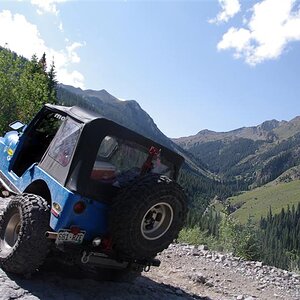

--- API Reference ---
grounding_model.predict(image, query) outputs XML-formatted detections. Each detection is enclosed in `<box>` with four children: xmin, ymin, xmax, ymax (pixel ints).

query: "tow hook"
<box><xmin>81</xmin><ymin>251</ymin><xmax>91</xmax><ymax>264</ymax></box>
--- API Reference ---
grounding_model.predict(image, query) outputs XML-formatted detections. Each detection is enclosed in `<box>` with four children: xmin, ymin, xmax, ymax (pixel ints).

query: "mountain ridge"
<box><xmin>57</xmin><ymin>84</ymin><xmax>213</xmax><ymax>178</ymax></box>
<box><xmin>173</xmin><ymin>118</ymin><xmax>297</xmax><ymax>148</ymax></box>
<box><xmin>173</xmin><ymin>116</ymin><xmax>300</xmax><ymax>189</ymax></box>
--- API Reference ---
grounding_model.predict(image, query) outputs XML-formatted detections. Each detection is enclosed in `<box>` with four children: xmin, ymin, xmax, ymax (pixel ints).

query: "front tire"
<box><xmin>0</xmin><ymin>194</ymin><xmax>51</xmax><ymax>275</ymax></box>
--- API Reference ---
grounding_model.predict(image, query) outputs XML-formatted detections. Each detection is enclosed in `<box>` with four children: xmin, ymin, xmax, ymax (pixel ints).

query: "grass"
<box><xmin>177</xmin><ymin>227</ymin><xmax>206</xmax><ymax>246</ymax></box>
<box><xmin>227</xmin><ymin>179</ymin><xmax>300</xmax><ymax>224</ymax></box>
<box><xmin>177</xmin><ymin>227</ymin><xmax>222</xmax><ymax>251</ymax></box>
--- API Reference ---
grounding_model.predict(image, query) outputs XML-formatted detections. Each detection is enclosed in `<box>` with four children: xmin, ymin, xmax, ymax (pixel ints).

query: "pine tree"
<box><xmin>0</xmin><ymin>48</ymin><xmax>59</xmax><ymax>132</ymax></box>
<box><xmin>48</xmin><ymin>60</ymin><xmax>57</xmax><ymax>103</ymax></box>
<box><xmin>259</xmin><ymin>202</ymin><xmax>300</xmax><ymax>271</ymax></box>
<box><xmin>39</xmin><ymin>52</ymin><xmax>47</xmax><ymax>73</ymax></box>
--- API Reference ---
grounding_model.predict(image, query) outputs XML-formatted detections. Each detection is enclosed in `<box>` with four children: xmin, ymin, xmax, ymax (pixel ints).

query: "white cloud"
<box><xmin>29</xmin><ymin>0</ymin><xmax>66</xmax><ymax>32</ymax></box>
<box><xmin>58</xmin><ymin>21</ymin><xmax>63</xmax><ymax>32</ymax></box>
<box><xmin>58</xmin><ymin>69</ymin><xmax>85</xmax><ymax>88</ymax></box>
<box><xmin>0</xmin><ymin>10</ymin><xmax>85</xmax><ymax>88</ymax></box>
<box><xmin>30</xmin><ymin>0</ymin><xmax>68</xmax><ymax>16</ymax></box>
<box><xmin>217</xmin><ymin>0</ymin><xmax>300</xmax><ymax>65</ymax></box>
<box><xmin>66</xmin><ymin>42</ymin><xmax>83</xmax><ymax>63</ymax></box>
<box><xmin>210</xmin><ymin>0</ymin><xmax>241</xmax><ymax>24</ymax></box>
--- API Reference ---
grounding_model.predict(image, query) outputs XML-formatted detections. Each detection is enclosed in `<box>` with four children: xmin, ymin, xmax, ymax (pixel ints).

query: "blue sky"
<box><xmin>1</xmin><ymin>0</ymin><xmax>300</xmax><ymax>138</ymax></box>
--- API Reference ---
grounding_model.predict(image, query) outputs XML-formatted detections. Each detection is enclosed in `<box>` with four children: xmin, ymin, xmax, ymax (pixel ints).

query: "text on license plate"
<box><xmin>56</xmin><ymin>230</ymin><xmax>85</xmax><ymax>244</ymax></box>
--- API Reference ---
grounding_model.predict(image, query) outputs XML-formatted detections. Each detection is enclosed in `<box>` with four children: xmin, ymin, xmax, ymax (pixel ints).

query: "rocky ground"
<box><xmin>0</xmin><ymin>197</ymin><xmax>300</xmax><ymax>300</ymax></box>
<box><xmin>147</xmin><ymin>244</ymin><xmax>300</xmax><ymax>300</ymax></box>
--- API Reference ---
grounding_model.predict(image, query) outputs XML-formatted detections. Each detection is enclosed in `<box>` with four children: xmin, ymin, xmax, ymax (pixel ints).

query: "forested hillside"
<box><xmin>174</xmin><ymin>119</ymin><xmax>300</xmax><ymax>189</ymax></box>
<box><xmin>259</xmin><ymin>204</ymin><xmax>300</xmax><ymax>270</ymax></box>
<box><xmin>0</xmin><ymin>47</ymin><xmax>57</xmax><ymax>132</ymax></box>
<box><xmin>176</xmin><ymin>122</ymin><xmax>300</xmax><ymax>271</ymax></box>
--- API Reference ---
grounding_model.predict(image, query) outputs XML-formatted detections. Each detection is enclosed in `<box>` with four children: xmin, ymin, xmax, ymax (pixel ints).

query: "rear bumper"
<box><xmin>80</xmin><ymin>250</ymin><xmax>161</xmax><ymax>271</ymax></box>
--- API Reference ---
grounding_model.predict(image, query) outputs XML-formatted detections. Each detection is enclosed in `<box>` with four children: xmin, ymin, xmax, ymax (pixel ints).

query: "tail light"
<box><xmin>73</xmin><ymin>201</ymin><xmax>86</xmax><ymax>214</ymax></box>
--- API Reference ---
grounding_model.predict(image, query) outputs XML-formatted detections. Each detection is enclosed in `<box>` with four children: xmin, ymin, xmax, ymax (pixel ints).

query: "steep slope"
<box><xmin>173</xmin><ymin>118</ymin><xmax>300</xmax><ymax>188</ymax></box>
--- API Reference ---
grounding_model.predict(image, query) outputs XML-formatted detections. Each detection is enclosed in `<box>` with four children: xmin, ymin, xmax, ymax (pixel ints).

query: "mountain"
<box><xmin>173</xmin><ymin>117</ymin><xmax>300</xmax><ymax>189</ymax></box>
<box><xmin>57</xmin><ymin>84</ymin><xmax>214</xmax><ymax>178</ymax></box>
<box><xmin>58</xmin><ymin>84</ymin><xmax>170</xmax><ymax>147</ymax></box>
<box><xmin>173</xmin><ymin>119</ymin><xmax>286</xmax><ymax>147</ymax></box>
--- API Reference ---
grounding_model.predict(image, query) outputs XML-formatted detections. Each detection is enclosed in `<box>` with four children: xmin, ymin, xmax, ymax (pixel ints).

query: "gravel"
<box><xmin>0</xmin><ymin>198</ymin><xmax>300</xmax><ymax>299</ymax></box>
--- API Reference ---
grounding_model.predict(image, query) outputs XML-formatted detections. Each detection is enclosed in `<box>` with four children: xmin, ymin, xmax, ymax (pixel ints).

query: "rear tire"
<box><xmin>0</xmin><ymin>194</ymin><xmax>51</xmax><ymax>275</ymax></box>
<box><xmin>109</xmin><ymin>174</ymin><xmax>187</xmax><ymax>260</ymax></box>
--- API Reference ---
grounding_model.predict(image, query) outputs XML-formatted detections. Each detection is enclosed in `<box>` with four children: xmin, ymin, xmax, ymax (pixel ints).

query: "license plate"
<box><xmin>56</xmin><ymin>230</ymin><xmax>85</xmax><ymax>244</ymax></box>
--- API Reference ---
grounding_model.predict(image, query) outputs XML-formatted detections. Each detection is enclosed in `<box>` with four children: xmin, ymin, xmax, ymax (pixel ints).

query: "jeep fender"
<box><xmin>23</xmin><ymin>180</ymin><xmax>52</xmax><ymax>206</ymax></box>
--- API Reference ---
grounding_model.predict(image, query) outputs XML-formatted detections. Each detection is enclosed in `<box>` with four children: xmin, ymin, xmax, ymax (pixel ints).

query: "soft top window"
<box><xmin>98</xmin><ymin>136</ymin><xmax>118</xmax><ymax>158</ymax></box>
<box><xmin>90</xmin><ymin>135</ymin><xmax>174</xmax><ymax>183</ymax></box>
<box><xmin>49</xmin><ymin>118</ymin><xmax>81</xmax><ymax>167</ymax></box>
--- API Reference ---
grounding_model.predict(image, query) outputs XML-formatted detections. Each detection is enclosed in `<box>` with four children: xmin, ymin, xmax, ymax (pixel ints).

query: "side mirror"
<box><xmin>9</xmin><ymin>121</ymin><xmax>25</xmax><ymax>131</ymax></box>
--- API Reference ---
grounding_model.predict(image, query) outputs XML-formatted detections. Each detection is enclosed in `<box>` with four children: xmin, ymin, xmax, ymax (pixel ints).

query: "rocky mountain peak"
<box><xmin>258</xmin><ymin>119</ymin><xmax>280</xmax><ymax>131</ymax></box>
<box><xmin>197</xmin><ymin>129</ymin><xmax>216</xmax><ymax>135</ymax></box>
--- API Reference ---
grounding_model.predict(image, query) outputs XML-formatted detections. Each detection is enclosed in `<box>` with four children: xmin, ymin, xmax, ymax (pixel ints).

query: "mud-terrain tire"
<box><xmin>0</xmin><ymin>194</ymin><xmax>51</xmax><ymax>275</ymax></box>
<box><xmin>109</xmin><ymin>174</ymin><xmax>187</xmax><ymax>260</ymax></box>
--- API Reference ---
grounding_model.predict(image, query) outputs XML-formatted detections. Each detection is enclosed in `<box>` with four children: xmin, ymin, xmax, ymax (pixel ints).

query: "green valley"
<box><xmin>227</xmin><ymin>180</ymin><xmax>300</xmax><ymax>224</ymax></box>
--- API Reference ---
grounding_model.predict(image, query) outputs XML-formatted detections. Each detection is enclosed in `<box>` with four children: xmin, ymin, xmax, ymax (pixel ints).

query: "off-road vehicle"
<box><xmin>0</xmin><ymin>104</ymin><xmax>187</xmax><ymax>278</ymax></box>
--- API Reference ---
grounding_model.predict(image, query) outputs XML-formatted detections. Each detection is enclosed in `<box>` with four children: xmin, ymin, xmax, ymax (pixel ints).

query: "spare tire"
<box><xmin>109</xmin><ymin>174</ymin><xmax>187</xmax><ymax>260</ymax></box>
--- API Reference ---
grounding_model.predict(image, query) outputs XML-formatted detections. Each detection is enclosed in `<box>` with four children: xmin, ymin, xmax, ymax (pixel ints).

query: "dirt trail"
<box><xmin>0</xmin><ymin>267</ymin><xmax>205</xmax><ymax>300</ymax></box>
<box><xmin>0</xmin><ymin>197</ymin><xmax>299</xmax><ymax>300</ymax></box>
<box><xmin>0</xmin><ymin>243</ymin><xmax>299</xmax><ymax>300</ymax></box>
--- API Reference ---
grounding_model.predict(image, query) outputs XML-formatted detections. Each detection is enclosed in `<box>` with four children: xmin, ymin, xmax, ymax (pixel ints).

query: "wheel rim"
<box><xmin>141</xmin><ymin>202</ymin><xmax>173</xmax><ymax>241</ymax></box>
<box><xmin>3</xmin><ymin>212</ymin><xmax>21</xmax><ymax>250</ymax></box>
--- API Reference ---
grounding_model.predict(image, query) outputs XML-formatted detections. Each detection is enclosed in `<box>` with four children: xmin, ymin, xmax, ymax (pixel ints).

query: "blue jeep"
<box><xmin>0</xmin><ymin>104</ymin><xmax>187</xmax><ymax>277</ymax></box>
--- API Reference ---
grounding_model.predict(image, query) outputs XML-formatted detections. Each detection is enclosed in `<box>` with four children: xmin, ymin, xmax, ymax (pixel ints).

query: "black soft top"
<box><xmin>45</xmin><ymin>104</ymin><xmax>184</xmax><ymax>165</ymax></box>
<box><xmin>44</xmin><ymin>104</ymin><xmax>184</xmax><ymax>171</ymax></box>
<box><xmin>46</xmin><ymin>104</ymin><xmax>105</xmax><ymax>124</ymax></box>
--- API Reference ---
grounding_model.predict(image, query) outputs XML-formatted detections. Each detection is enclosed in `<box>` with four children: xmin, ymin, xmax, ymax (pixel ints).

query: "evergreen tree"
<box><xmin>48</xmin><ymin>60</ymin><xmax>58</xmax><ymax>103</ymax></box>
<box><xmin>39</xmin><ymin>52</ymin><xmax>47</xmax><ymax>72</ymax></box>
<box><xmin>259</xmin><ymin>203</ymin><xmax>300</xmax><ymax>270</ymax></box>
<box><xmin>0</xmin><ymin>48</ymin><xmax>58</xmax><ymax>131</ymax></box>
